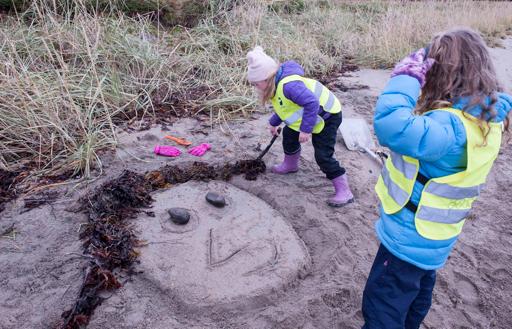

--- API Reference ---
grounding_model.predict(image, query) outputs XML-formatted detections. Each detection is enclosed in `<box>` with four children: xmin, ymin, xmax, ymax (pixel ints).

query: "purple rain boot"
<box><xmin>328</xmin><ymin>174</ymin><xmax>354</xmax><ymax>207</ymax></box>
<box><xmin>272</xmin><ymin>152</ymin><xmax>300</xmax><ymax>174</ymax></box>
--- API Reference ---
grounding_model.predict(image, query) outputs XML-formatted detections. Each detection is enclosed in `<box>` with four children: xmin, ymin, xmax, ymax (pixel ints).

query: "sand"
<box><xmin>1</xmin><ymin>40</ymin><xmax>512</xmax><ymax>329</ymax></box>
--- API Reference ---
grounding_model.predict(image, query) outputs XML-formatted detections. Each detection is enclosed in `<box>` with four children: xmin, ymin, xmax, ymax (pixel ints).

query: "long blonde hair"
<box><xmin>418</xmin><ymin>27</ymin><xmax>508</xmax><ymax>140</ymax></box>
<box><xmin>259</xmin><ymin>70</ymin><xmax>278</xmax><ymax>105</ymax></box>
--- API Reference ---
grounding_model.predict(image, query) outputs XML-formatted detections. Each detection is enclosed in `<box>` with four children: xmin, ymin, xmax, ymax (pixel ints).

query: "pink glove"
<box><xmin>188</xmin><ymin>143</ymin><xmax>211</xmax><ymax>156</ymax></box>
<box><xmin>391</xmin><ymin>48</ymin><xmax>435</xmax><ymax>87</ymax></box>
<box><xmin>154</xmin><ymin>145</ymin><xmax>181</xmax><ymax>157</ymax></box>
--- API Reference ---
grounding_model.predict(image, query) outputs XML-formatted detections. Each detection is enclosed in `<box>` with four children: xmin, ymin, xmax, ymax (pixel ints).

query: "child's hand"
<box><xmin>299</xmin><ymin>132</ymin><xmax>311</xmax><ymax>143</ymax></box>
<box><xmin>269</xmin><ymin>125</ymin><xmax>279</xmax><ymax>136</ymax></box>
<box><xmin>391</xmin><ymin>48</ymin><xmax>435</xmax><ymax>87</ymax></box>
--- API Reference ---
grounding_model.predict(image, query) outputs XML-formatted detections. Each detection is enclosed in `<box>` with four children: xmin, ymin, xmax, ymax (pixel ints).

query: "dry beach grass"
<box><xmin>1</xmin><ymin>0</ymin><xmax>512</xmax><ymax>178</ymax></box>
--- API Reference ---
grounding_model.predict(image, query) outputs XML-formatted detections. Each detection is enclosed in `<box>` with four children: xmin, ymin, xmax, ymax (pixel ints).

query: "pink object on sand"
<box><xmin>188</xmin><ymin>143</ymin><xmax>211</xmax><ymax>157</ymax></box>
<box><xmin>154</xmin><ymin>145</ymin><xmax>181</xmax><ymax>157</ymax></box>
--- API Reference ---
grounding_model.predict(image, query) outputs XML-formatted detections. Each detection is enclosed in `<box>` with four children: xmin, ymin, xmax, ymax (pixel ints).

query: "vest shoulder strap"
<box><xmin>404</xmin><ymin>171</ymin><xmax>429</xmax><ymax>213</ymax></box>
<box><xmin>279</xmin><ymin>75</ymin><xmax>304</xmax><ymax>85</ymax></box>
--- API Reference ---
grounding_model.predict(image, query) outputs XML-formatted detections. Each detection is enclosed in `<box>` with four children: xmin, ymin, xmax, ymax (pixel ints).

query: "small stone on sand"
<box><xmin>168</xmin><ymin>208</ymin><xmax>190</xmax><ymax>225</ymax></box>
<box><xmin>205</xmin><ymin>192</ymin><xmax>226</xmax><ymax>208</ymax></box>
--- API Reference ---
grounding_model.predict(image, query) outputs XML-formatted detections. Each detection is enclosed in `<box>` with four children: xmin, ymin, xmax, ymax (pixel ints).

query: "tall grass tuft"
<box><xmin>1</xmin><ymin>0</ymin><xmax>512</xmax><ymax>178</ymax></box>
<box><xmin>0</xmin><ymin>1</ymin><xmax>181</xmax><ymax>176</ymax></box>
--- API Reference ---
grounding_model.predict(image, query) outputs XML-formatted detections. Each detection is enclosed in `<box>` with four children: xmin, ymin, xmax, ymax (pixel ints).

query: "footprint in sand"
<box><xmin>453</xmin><ymin>272</ymin><xmax>480</xmax><ymax>306</ymax></box>
<box><xmin>491</xmin><ymin>268</ymin><xmax>511</xmax><ymax>280</ymax></box>
<box><xmin>325</xmin><ymin>215</ymin><xmax>350</xmax><ymax>234</ymax></box>
<box><xmin>454</xmin><ymin>248</ymin><xmax>478</xmax><ymax>268</ymax></box>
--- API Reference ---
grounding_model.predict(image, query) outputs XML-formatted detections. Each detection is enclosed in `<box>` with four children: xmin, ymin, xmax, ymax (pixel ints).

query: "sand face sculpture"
<box><xmin>136</xmin><ymin>180</ymin><xmax>311</xmax><ymax>309</ymax></box>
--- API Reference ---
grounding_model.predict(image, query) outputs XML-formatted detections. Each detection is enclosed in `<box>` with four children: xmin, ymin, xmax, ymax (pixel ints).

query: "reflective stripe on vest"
<box><xmin>324</xmin><ymin>92</ymin><xmax>336</xmax><ymax>112</ymax></box>
<box><xmin>390</xmin><ymin>151</ymin><xmax>417</xmax><ymax>180</ymax></box>
<box><xmin>312</xmin><ymin>80</ymin><xmax>337</xmax><ymax>112</ymax></box>
<box><xmin>271</xmin><ymin>75</ymin><xmax>341</xmax><ymax>134</ymax></box>
<box><xmin>375</xmin><ymin>107</ymin><xmax>502</xmax><ymax>241</ymax></box>
<box><xmin>381</xmin><ymin>165</ymin><xmax>409</xmax><ymax>206</ymax></box>
<box><xmin>313</xmin><ymin>81</ymin><xmax>323</xmax><ymax>98</ymax></box>
<box><xmin>385</xmin><ymin>168</ymin><xmax>481</xmax><ymax>212</ymax></box>
<box><xmin>416</xmin><ymin>205</ymin><xmax>470</xmax><ymax>224</ymax></box>
<box><xmin>283</xmin><ymin>108</ymin><xmax>323</xmax><ymax>126</ymax></box>
<box><xmin>424</xmin><ymin>181</ymin><xmax>482</xmax><ymax>199</ymax></box>
<box><xmin>375</xmin><ymin>152</ymin><xmax>418</xmax><ymax>214</ymax></box>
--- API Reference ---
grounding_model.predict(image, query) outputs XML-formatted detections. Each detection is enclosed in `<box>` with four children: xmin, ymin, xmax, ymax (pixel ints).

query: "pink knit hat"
<box><xmin>246</xmin><ymin>46</ymin><xmax>279</xmax><ymax>82</ymax></box>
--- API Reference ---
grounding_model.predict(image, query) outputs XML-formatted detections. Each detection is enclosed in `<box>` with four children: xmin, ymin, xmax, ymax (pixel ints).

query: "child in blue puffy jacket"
<box><xmin>362</xmin><ymin>28</ymin><xmax>512</xmax><ymax>328</ymax></box>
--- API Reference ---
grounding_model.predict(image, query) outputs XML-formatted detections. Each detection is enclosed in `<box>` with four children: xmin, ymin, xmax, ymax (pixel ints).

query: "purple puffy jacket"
<box><xmin>268</xmin><ymin>61</ymin><xmax>321</xmax><ymax>134</ymax></box>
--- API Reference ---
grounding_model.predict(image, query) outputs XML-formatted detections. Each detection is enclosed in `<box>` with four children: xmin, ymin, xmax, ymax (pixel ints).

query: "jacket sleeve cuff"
<box><xmin>269</xmin><ymin>113</ymin><xmax>282</xmax><ymax>127</ymax></box>
<box><xmin>299</xmin><ymin>124</ymin><xmax>313</xmax><ymax>134</ymax></box>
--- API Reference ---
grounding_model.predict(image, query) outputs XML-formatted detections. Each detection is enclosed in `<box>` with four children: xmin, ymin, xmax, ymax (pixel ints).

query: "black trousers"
<box><xmin>282</xmin><ymin>112</ymin><xmax>345</xmax><ymax>180</ymax></box>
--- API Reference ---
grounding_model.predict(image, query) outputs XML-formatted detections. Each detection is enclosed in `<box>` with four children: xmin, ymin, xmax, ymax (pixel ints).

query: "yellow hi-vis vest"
<box><xmin>271</xmin><ymin>75</ymin><xmax>341</xmax><ymax>134</ymax></box>
<box><xmin>375</xmin><ymin>108</ymin><xmax>502</xmax><ymax>241</ymax></box>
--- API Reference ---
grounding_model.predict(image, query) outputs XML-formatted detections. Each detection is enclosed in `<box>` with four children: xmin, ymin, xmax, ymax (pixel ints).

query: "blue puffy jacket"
<box><xmin>374</xmin><ymin>75</ymin><xmax>512</xmax><ymax>270</ymax></box>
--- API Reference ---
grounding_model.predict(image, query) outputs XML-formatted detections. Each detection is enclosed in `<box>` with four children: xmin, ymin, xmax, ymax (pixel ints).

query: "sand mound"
<box><xmin>135</xmin><ymin>180</ymin><xmax>311</xmax><ymax>311</ymax></box>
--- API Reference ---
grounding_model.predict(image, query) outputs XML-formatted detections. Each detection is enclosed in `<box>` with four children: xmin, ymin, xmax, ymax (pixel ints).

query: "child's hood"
<box><xmin>452</xmin><ymin>93</ymin><xmax>512</xmax><ymax>123</ymax></box>
<box><xmin>278</xmin><ymin>61</ymin><xmax>305</xmax><ymax>81</ymax></box>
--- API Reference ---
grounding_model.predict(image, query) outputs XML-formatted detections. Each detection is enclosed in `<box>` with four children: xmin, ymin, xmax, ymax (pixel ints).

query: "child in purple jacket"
<box><xmin>247</xmin><ymin>46</ymin><xmax>354</xmax><ymax>207</ymax></box>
